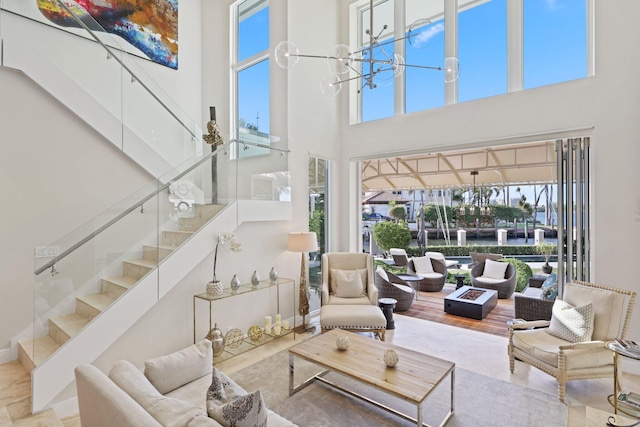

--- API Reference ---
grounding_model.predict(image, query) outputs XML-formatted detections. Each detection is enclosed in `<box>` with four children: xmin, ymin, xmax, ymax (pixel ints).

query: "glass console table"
<box><xmin>193</xmin><ymin>277</ymin><xmax>296</xmax><ymax>363</ymax></box>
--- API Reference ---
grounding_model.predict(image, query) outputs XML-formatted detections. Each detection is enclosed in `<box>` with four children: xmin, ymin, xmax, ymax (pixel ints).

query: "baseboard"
<box><xmin>0</xmin><ymin>347</ymin><xmax>12</xmax><ymax>364</ymax></box>
<box><xmin>52</xmin><ymin>397</ymin><xmax>78</xmax><ymax>420</ymax></box>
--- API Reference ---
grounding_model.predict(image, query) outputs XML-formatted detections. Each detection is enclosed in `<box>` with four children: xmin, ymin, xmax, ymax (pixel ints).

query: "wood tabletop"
<box><xmin>289</xmin><ymin>329</ymin><xmax>454</xmax><ymax>404</ymax></box>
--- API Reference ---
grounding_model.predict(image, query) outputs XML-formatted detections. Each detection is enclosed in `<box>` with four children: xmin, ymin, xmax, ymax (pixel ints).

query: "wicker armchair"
<box><xmin>469</xmin><ymin>252</ymin><xmax>502</xmax><ymax>266</ymax></box>
<box><xmin>389</xmin><ymin>248</ymin><xmax>409</xmax><ymax>266</ymax></box>
<box><xmin>407</xmin><ymin>257</ymin><xmax>447</xmax><ymax>292</ymax></box>
<box><xmin>470</xmin><ymin>261</ymin><xmax>517</xmax><ymax>299</ymax></box>
<box><xmin>374</xmin><ymin>268</ymin><xmax>415</xmax><ymax>311</ymax></box>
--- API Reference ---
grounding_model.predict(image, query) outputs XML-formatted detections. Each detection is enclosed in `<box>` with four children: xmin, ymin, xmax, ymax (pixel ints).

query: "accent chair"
<box><xmin>508</xmin><ymin>280</ymin><xmax>636</xmax><ymax>402</ymax></box>
<box><xmin>320</xmin><ymin>252</ymin><xmax>387</xmax><ymax>340</ymax></box>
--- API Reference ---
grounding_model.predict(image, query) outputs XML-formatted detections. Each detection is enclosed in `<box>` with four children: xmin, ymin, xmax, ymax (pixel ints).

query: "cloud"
<box><xmin>411</xmin><ymin>23</ymin><xmax>444</xmax><ymax>48</ymax></box>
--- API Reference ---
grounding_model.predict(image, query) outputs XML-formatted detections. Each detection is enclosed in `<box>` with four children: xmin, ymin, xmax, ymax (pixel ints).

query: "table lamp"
<box><xmin>288</xmin><ymin>231</ymin><xmax>318</xmax><ymax>332</ymax></box>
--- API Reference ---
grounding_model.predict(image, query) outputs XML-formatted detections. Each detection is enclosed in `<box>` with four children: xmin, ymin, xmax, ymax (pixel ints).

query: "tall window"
<box><xmin>361</xmin><ymin>0</ymin><xmax>396</xmax><ymax>122</ymax></box>
<box><xmin>233</xmin><ymin>0</ymin><xmax>270</xmax><ymax>157</ymax></box>
<box><xmin>524</xmin><ymin>0</ymin><xmax>587</xmax><ymax>89</ymax></box>
<box><xmin>308</xmin><ymin>157</ymin><xmax>329</xmax><ymax>313</ymax></box>
<box><xmin>354</xmin><ymin>0</ymin><xmax>591</xmax><ymax>123</ymax></box>
<box><xmin>405</xmin><ymin>0</ymin><xmax>445</xmax><ymax>113</ymax></box>
<box><xmin>458</xmin><ymin>0</ymin><xmax>507</xmax><ymax>102</ymax></box>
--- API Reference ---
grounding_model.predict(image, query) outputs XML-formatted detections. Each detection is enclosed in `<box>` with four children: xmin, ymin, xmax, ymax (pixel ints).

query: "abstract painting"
<box><xmin>34</xmin><ymin>0</ymin><xmax>178</xmax><ymax>69</ymax></box>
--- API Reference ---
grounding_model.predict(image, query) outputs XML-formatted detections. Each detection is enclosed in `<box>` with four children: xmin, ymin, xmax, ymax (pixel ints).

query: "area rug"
<box><xmin>229</xmin><ymin>349</ymin><xmax>567</xmax><ymax>426</ymax></box>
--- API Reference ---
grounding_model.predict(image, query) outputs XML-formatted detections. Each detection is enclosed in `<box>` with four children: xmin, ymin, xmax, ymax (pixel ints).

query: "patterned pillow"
<box><xmin>208</xmin><ymin>389</ymin><xmax>267</xmax><ymax>427</ymax></box>
<box><xmin>333</xmin><ymin>269</ymin><xmax>365</xmax><ymax>298</ymax></box>
<box><xmin>540</xmin><ymin>274</ymin><xmax>558</xmax><ymax>300</ymax></box>
<box><xmin>547</xmin><ymin>300</ymin><xmax>595</xmax><ymax>342</ymax></box>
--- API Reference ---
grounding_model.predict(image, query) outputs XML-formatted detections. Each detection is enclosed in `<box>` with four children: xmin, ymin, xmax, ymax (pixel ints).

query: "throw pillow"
<box><xmin>541</xmin><ymin>273</ymin><xmax>558</xmax><ymax>300</ymax></box>
<box><xmin>109</xmin><ymin>360</ymin><xmax>207</xmax><ymax>427</ymax></box>
<box><xmin>330</xmin><ymin>268</ymin><xmax>367</xmax><ymax>294</ymax></box>
<box><xmin>144</xmin><ymin>339</ymin><xmax>212</xmax><ymax>394</ymax></box>
<box><xmin>208</xmin><ymin>389</ymin><xmax>267</xmax><ymax>427</ymax></box>
<box><xmin>482</xmin><ymin>259</ymin><xmax>508</xmax><ymax>279</ymax></box>
<box><xmin>547</xmin><ymin>300</ymin><xmax>595</xmax><ymax>343</ymax></box>
<box><xmin>334</xmin><ymin>269</ymin><xmax>365</xmax><ymax>298</ymax></box>
<box><xmin>412</xmin><ymin>256</ymin><xmax>434</xmax><ymax>274</ymax></box>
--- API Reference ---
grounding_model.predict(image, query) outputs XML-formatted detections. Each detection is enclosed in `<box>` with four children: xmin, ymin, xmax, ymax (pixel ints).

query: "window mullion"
<box><xmin>444</xmin><ymin>0</ymin><xmax>458</xmax><ymax>105</ymax></box>
<box><xmin>507</xmin><ymin>0</ymin><xmax>523</xmax><ymax>92</ymax></box>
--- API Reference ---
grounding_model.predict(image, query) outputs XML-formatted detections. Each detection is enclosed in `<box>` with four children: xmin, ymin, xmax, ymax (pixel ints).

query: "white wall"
<box><xmin>338</xmin><ymin>1</ymin><xmax>640</xmax><ymax>344</ymax></box>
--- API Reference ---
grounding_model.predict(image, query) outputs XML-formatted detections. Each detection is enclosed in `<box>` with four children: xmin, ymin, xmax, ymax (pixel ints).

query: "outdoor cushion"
<box><xmin>392</xmin><ymin>283</ymin><xmax>414</xmax><ymax>294</ymax></box>
<box><xmin>412</xmin><ymin>256</ymin><xmax>434</xmax><ymax>274</ymax></box>
<box><xmin>541</xmin><ymin>274</ymin><xmax>558</xmax><ymax>300</ymax></box>
<box><xmin>474</xmin><ymin>276</ymin><xmax>505</xmax><ymax>285</ymax></box>
<box><xmin>547</xmin><ymin>300</ymin><xmax>595</xmax><ymax>343</ymax></box>
<box><xmin>483</xmin><ymin>259</ymin><xmax>508</xmax><ymax>279</ymax></box>
<box><xmin>375</xmin><ymin>266</ymin><xmax>389</xmax><ymax>282</ymax></box>
<box><xmin>417</xmin><ymin>272</ymin><xmax>444</xmax><ymax>280</ymax></box>
<box><xmin>333</xmin><ymin>269</ymin><xmax>365</xmax><ymax>298</ymax></box>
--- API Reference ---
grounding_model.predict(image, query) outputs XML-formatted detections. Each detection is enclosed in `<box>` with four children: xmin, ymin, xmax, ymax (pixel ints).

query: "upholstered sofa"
<box><xmin>75</xmin><ymin>339</ymin><xmax>295</xmax><ymax>427</ymax></box>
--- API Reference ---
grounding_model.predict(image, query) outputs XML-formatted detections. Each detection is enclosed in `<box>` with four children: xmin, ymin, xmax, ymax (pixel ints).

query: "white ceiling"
<box><xmin>361</xmin><ymin>140</ymin><xmax>558</xmax><ymax>191</ymax></box>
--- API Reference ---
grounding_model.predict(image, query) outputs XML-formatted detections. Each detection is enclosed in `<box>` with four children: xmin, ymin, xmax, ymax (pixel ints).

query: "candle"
<box><xmin>265</xmin><ymin>316</ymin><xmax>272</xmax><ymax>333</ymax></box>
<box><xmin>273</xmin><ymin>325</ymin><xmax>281</xmax><ymax>336</ymax></box>
<box><xmin>283</xmin><ymin>320</ymin><xmax>290</xmax><ymax>330</ymax></box>
<box><xmin>275</xmin><ymin>313</ymin><xmax>281</xmax><ymax>322</ymax></box>
<box><xmin>265</xmin><ymin>325</ymin><xmax>272</xmax><ymax>334</ymax></box>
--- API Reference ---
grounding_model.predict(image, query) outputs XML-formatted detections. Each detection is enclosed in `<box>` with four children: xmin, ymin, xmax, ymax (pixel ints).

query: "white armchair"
<box><xmin>508</xmin><ymin>280</ymin><xmax>636</xmax><ymax>402</ymax></box>
<box><xmin>320</xmin><ymin>253</ymin><xmax>387</xmax><ymax>340</ymax></box>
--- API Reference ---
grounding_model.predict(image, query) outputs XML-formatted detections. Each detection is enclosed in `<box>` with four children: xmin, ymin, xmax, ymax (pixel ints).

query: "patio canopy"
<box><xmin>361</xmin><ymin>140</ymin><xmax>557</xmax><ymax>191</ymax></box>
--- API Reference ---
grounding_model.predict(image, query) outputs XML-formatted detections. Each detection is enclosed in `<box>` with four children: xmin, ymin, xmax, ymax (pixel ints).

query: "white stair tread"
<box><xmin>103</xmin><ymin>275</ymin><xmax>137</xmax><ymax>289</ymax></box>
<box><xmin>76</xmin><ymin>294</ymin><xmax>115</xmax><ymax>312</ymax></box>
<box><xmin>19</xmin><ymin>336</ymin><xmax>59</xmax><ymax>366</ymax></box>
<box><xmin>143</xmin><ymin>243</ymin><xmax>176</xmax><ymax>251</ymax></box>
<box><xmin>124</xmin><ymin>258</ymin><xmax>157</xmax><ymax>269</ymax></box>
<box><xmin>50</xmin><ymin>313</ymin><xmax>90</xmax><ymax>337</ymax></box>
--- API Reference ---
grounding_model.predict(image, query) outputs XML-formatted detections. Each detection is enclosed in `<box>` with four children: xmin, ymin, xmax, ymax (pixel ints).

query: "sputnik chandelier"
<box><xmin>274</xmin><ymin>0</ymin><xmax>459</xmax><ymax>96</ymax></box>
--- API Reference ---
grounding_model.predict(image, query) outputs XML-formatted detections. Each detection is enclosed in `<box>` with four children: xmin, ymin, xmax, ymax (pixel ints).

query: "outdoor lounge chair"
<box><xmin>407</xmin><ymin>256</ymin><xmax>447</xmax><ymax>292</ymax></box>
<box><xmin>374</xmin><ymin>267</ymin><xmax>415</xmax><ymax>311</ymax></box>
<box><xmin>426</xmin><ymin>251</ymin><xmax>459</xmax><ymax>269</ymax></box>
<box><xmin>471</xmin><ymin>260</ymin><xmax>517</xmax><ymax>299</ymax></box>
<box><xmin>389</xmin><ymin>248</ymin><xmax>409</xmax><ymax>266</ymax></box>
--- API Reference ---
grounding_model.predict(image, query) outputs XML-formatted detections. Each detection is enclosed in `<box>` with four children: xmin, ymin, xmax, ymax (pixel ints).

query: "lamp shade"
<box><xmin>288</xmin><ymin>232</ymin><xmax>318</xmax><ymax>253</ymax></box>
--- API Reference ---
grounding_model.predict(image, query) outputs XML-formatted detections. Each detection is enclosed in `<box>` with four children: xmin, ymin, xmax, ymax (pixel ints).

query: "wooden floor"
<box><xmin>400</xmin><ymin>283</ymin><xmax>515</xmax><ymax>338</ymax></box>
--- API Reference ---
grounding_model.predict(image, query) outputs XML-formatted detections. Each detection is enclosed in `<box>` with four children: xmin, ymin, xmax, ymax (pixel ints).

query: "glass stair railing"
<box><xmin>0</xmin><ymin>0</ymin><xmax>202</xmax><ymax>175</ymax></box>
<box><xmin>27</xmin><ymin>138</ymin><xmax>290</xmax><ymax>411</ymax></box>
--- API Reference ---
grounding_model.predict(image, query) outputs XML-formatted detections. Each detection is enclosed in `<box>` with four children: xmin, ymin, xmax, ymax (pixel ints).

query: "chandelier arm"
<box><xmin>401</xmin><ymin>63</ymin><xmax>444</xmax><ymax>71</ymax></box>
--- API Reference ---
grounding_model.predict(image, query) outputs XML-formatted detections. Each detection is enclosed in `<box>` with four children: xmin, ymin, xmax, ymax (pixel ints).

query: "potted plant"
<box><xmin>535</xmin><ymin>242</ymin><xmax>556</xmax><ymax>274</ymax></box>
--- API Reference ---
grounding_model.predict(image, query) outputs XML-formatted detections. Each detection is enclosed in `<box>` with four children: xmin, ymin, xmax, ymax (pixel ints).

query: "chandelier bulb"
<box><xmin>275</xmin><ymin>41</ymin><xmax>300</xmax><ymax>69</ymax></box>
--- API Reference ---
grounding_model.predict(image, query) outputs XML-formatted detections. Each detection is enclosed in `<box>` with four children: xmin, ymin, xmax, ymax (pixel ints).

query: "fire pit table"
<box><xmin>444</xmin><ymin>286</ymin><xmax>498</xmax><ymax>320</ymax></box>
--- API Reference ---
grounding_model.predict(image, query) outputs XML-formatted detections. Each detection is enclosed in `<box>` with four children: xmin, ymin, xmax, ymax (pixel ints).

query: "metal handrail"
<box><xmin>55</xmin><ymin>0</ymin><xmax>197</xmax><ymax>140</ymax></box>
<box><xmin>34</xmin><ymin>144</ymin><xmax>225</xmax><ymax>275</ymax></box>
<box><xmin>34</xmin><ymin>138</ymin><xmax>290</xmax><ymax>275</ymax></box>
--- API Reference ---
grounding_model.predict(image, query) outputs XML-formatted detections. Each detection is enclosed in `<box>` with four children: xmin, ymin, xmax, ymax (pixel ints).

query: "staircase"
<box><xmin>16</xmin><ymin>204</ymin><xmax>223</xmax><ymax>375</ymax></box>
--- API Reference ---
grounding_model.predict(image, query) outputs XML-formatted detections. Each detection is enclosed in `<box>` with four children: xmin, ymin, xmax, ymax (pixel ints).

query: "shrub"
<box><xmin>499</xmin><ymin>258</ymin><xmax>533</xmax><ymax>293</ymax></box>
<box><xmin>372</xmin><ymin>221</ymin><xmax>411</xmax><ymax>252</ymax></box>
<box><xmin>388</xmin><ymin>205</ymin><xmax>407</xmax><ymax>221</ymax></box>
